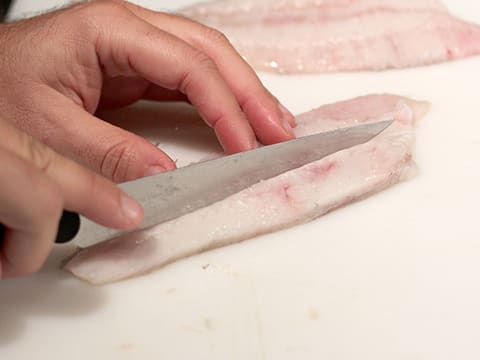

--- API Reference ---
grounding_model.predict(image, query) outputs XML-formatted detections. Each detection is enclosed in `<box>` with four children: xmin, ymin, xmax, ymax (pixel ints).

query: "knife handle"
<box><xmin>0</xmin><ymin>210</ymin><xmax>80</xmax><ymax>245</ymax></box>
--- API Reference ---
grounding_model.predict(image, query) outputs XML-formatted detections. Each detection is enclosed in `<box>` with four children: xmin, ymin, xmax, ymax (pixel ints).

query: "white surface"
<box><xmin>2</xmin><ymin>1</ymin><xmax>480</xmax><ymax>359</ymax></box>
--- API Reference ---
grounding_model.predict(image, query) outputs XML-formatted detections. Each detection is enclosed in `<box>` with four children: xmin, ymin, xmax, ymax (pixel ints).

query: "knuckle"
<box><xmin>100</xmin><ymin>140</ymin><xmax>136</xmax><ymax>182</ymax></box>
<box><xmin>178</xmin><ymin>50</ymin><xmax>217</xmax><ymax>92</ymax></box>
<box><xmin>201</xmin><ymin>27</ymin><xmax>231</xmax><ymax>47</ymax></box>
<box><xmin>71</xmin><ymin>0</ymin><xmax>128</xmax><ymax>28</ymax></box>
<box><xmin>29</xmin><ymin>170</ymin><xmax>63</xmax><ymax>225</ymax></box>
<box><xmin>145</xmin><ymin>28</ymin><xmax>166</xmax><ymax>44</ymax></box>
<box><xmin>190</xmin><ymin>49</ymin><xmax>216</xmax><ymax>69</ymax></box>
<box><xmin>82</xmin><ymin>0</ymin><xmax>127</xmax><ymax>14</ymax></box>
<box><xmin>242</xmin><ymin>86</ymin><xmax>272</xmax><ymax>108</ymax></box>
<box><xmin>22</xmin><ymin>134</ymin><xmax>56</xmax><ymax>174</ymax></box>
<box><xmin>189</xmin><ymin>49</ymin><xmax>218</xmax><ymax>77</ymax></box>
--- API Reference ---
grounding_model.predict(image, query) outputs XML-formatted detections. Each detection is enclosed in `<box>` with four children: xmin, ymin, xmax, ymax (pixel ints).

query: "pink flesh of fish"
<box><xmin>179</xmin><ymin>0</ymin><xmax>480</xmax><ymax>73</ymax></box>
<box><xmin>65</xmin><ymin>94</ymin><xmax>429</xmax><ymax>284</ymax></box>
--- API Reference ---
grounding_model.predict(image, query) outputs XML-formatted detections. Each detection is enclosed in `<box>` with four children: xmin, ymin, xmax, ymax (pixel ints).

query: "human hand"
<box><xmin>0</xmin><ymin>117</ymin><xmax>143</xmax><ymax>278</ymax></box>
<box><xmin>0</xmin><ymin>0</ymin><xmax>295</xmax><ymax>183</ymax></box>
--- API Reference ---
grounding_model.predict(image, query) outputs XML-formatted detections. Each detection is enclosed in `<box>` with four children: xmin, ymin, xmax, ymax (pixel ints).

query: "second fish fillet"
<box><xmin>179</xmin><ymin>0</ymin><xmax>480</xmax><ymax>73</ymax></box>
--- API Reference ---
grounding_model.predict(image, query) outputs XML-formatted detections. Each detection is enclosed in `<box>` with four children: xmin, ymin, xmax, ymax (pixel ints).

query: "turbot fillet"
<box><xmin>65</xmin><ymin>94</ymin><xmax>428</xmax><ymax>284</ymax></box>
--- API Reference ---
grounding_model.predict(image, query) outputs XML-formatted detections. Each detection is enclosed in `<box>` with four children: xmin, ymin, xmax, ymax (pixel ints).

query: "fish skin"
<box><xmin>65</xmin><ymin>94</ymin><xmax>429</xmax><ymax>284</ymax></box>
<box><xmin>179</xmin><ymin>0</ymin><xmax>480</xmax><ymax>74</ymax></box>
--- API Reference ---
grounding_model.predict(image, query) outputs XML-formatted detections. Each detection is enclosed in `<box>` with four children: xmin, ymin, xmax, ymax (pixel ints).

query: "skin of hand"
<box><xmin>0</xmin><ymin>117</ymin><xmax>143</xmax><ymax>279</ymax></box>
<box><xmin>0</xmin><ymin>0</ymin><xmax>296</xmax><ymax>184</ymax></box>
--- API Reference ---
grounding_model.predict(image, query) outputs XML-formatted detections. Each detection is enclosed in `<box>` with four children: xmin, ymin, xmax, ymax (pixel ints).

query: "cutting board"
<box><xmin>2</xmin><ymin>1</ymin><xmax>480</xmax><ymax>359</ymax></box>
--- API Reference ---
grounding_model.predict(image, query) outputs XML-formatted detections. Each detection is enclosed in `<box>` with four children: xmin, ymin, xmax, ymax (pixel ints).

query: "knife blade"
<box><xmin>0</xmin><ymin>120</ymin><xmax>393</xmax><ymax>247</ymax></box>
<box><xmin>64</xmin><ymin>119</ymin><xmax>393</xmax><ymax>247</ymax></box>
<box><xmin>0</xmin><ymin>119</ymin><xmax>393</xmax><ymax>247</ymax></box>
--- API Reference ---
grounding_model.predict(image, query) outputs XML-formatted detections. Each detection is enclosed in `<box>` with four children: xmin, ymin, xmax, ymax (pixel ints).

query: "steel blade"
<box><xmin>75</xmin><ymin>119</ymin><xmax>393</xmax><ymax>246</ymax></box>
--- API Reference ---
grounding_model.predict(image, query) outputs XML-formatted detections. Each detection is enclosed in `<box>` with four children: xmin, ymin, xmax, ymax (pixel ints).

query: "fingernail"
<box><xmin>120</xmin><ymin>193</ymin><xmax>143</xmax><ymax>223</ymax></box>
<box><xmin>278</xmin><ymin>103</ymin><xmax>297</xmax><ymax>127</ymax></box>
<box><xmin>144</xmin><ymin>165</ymin><xmax>167</xmax><ymax>177</ymax></box>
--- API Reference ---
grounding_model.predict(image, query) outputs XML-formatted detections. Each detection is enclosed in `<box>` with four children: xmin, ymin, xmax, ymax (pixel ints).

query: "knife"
<box><xmin>0</xmin><ymin>119</ymin><xmax>393</xmax><ymax>247</ymax></box>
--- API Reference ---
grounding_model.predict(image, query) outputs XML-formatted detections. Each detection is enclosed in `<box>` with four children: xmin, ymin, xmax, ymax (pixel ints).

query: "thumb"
<box><xmin>0</xmin><ymin>119</ymin><xmax>143</xmax><ymax>230</ymax></box>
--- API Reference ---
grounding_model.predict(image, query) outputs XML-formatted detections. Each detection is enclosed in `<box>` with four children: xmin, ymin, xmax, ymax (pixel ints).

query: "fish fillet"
<box><xmin>179</xmin><ymin>0</ymin><xmax>480</xmax><ymax>73</ymax></box>
<box><xmin>65</xmin><ymin>94</ymin><xmax>428</xmax><ymax>284</ymax></box>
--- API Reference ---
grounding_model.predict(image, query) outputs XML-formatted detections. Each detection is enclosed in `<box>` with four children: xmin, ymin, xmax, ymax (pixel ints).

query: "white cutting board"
<box><xmin>2</xmin><ymin>1</ymin><xmax>480</xmax><ymax>359</ymax></box>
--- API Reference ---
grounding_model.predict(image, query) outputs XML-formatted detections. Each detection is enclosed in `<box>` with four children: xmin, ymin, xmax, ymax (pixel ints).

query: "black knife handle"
<box><xmin>0</xmin><ymin>210</ymin><xmax>80</xmax><ymax>245</ymax></box>
<box><xmin>55</xmin><ymin>210</ymin><xmax>81</xmax><ymax>244</ymax></box>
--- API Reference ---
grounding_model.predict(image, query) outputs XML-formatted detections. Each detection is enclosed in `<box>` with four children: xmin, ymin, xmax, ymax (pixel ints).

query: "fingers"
<box><xmin>0</xmin><ymin>119</ymin><xmax>143</xmax><ymax>230</ymax></box>
<box><xmin>29</xmin><ymin>88</ymin><xmax>177</xmax><ymax>183</ymax></box>
<box><xmin>91</xmin><ymin>4</ymin><xmax>258</xmax><ymax>153</ymax></box>
<box><xmin>123</xmin><ymin>3</ymin><xmax>297</xmax><ymax>144</ymax></box>
<box><xmin>0</xmin><ymin>147</ymin><xmax>62</xmax><ymax>278</ymax></box>
<box><xmin>0</xmin><ymin>109</ymin><xmax>146</xmax><ymax>278</ymax></box>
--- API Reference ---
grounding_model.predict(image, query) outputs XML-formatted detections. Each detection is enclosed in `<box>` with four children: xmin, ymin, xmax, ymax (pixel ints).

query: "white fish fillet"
<box><xmin>65</xmin><ymin>94</ymin><xmax>429</xmax><ymax>284</ymax></box>
<box><xmin>179</xmin><ymin>0</ymin><xmax>480</xmax><ymax>73</ymax></box>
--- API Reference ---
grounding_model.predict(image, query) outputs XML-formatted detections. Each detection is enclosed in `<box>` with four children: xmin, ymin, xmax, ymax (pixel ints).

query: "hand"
<box><xmin>0</xmin><ymin>0</ymin><xmax>296</xmax><ymax>183</ymax></box>
<box><xmin>0</xmin><ymin>117</ymin><xmax>143</xmax><ymax>278</ymax></box>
